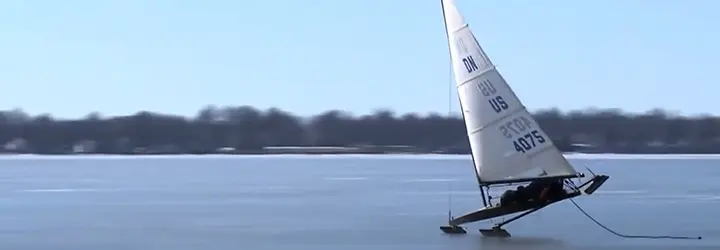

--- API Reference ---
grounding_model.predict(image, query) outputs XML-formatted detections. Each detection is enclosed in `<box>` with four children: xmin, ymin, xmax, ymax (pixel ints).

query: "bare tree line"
<box><xmin>0</xmin><ymin>106</ymin><xmax>718</xmax><ymax>154</ymax></box>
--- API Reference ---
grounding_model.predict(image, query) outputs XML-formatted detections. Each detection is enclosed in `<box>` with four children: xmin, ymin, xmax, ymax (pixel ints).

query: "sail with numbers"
<box><xmin>442</xmin><ymin>0</ymin><xmax>580</xmax><ymax>185</ymax></box>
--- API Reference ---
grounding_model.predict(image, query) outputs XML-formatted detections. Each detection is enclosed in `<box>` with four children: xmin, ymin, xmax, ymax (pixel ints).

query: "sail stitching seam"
<box><xmin>468</xmin><ymin>107</ymin><xmax>525</xmax><ymax>135</ymax></box>
<box><xmin>456</xmin><ymin>67</ymin><xmax>496</xmax><ymax>89</ymax></box>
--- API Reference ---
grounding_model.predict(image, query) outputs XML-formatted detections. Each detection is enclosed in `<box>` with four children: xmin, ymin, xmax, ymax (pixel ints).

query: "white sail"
<box><xmin>442</xmin><ymin>0</ymin><xmax>578</xmax><ymax>184</ymax></box>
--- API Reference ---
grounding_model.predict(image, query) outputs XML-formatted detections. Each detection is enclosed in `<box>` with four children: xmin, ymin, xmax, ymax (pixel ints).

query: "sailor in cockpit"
<box><xmin>499</xmin><ymin>179</ymin><xmax>565</xmax><ymax>206</ymax></box>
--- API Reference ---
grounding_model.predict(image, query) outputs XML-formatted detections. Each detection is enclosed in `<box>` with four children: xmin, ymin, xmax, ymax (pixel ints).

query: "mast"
<box><xmin>440</xmin><ymin>0</ymin><xmax>488</xmax><ymax>207</ymax></box>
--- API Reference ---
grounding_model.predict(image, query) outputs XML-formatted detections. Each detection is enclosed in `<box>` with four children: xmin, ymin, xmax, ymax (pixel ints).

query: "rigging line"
<box><xmin>568</xmin><ymin>198</ymin><xmax>702</xmax><ymax>240</ymax></box>
<box><xmin>446</xmin><ymin>37</ymin><xmax>453</xmax><ymax>118</ymax></box>
<box><xmin>441</xmin><ymin>0</ymin><xmax>454</xmax><ymax>223</ymax></box>
<box><xmin>447</xmin><ymin>51</ymin><xmax>453</xmax><ymax>117</ymax></box>
<box><xmin>447</xmin><ymin>181</ymin><xmax>453</xmax><ymax>220</ymax></box>
<box><xmin>440</xmin><ymin>0</ymin><xmax>453</xmax><ymax>118</ymax></box>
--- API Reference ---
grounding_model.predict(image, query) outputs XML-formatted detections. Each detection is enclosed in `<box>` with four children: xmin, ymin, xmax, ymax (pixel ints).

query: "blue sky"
<box><xmin>1</xmin><ymin>0</ymin><xmax>717</xmax><ymax>118</ymax></box>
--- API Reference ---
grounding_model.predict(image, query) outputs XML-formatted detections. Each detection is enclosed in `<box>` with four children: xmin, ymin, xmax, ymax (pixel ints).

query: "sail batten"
<box><xmin>451</xmin><ymin>24</ymin><xmax>469</xmax><ymax>34</ymax></box>
<box><xmin>467</xmin><ymin>106</ymin><xmax>526</xmax><ymax>136</ymax></box>
<box><xmin>456</xmin><ymin>66</ymin><xmax>496</xmax><ymax>88</ymax></box>
<box><xmin>441</xmin><ymin>0</ymin><xmax>578</xmax><ymax>184</ymax></box>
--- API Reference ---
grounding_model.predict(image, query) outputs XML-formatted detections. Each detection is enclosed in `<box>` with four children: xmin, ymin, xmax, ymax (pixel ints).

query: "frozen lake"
<box><xmin>0</xmin><ymin>154</ymin><xmax>717</xmax><ymax>249</ymax></box>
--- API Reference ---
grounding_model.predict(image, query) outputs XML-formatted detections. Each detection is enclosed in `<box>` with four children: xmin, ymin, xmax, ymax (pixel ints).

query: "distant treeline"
<box><xmin>0</xmin><ymin>106</ymin><xmax>719</xmax><ymax>154</ymax></box>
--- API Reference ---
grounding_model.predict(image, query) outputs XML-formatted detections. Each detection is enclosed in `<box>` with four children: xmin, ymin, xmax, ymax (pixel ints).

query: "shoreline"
<box><xmin>2</xmin><ymin>153</ymin><xmax>720</xmax><ymax>160</ymax></box>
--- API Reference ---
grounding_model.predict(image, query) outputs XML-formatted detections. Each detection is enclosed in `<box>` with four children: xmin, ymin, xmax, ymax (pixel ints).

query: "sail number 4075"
<box><xmin>514</xmin><ymin>130</ymin><xmax>546</xmax><ymax>153</ymax></box>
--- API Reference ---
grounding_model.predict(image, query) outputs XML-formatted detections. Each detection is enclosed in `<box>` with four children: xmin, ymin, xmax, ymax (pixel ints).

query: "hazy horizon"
<box><xmin>0</xmin><ymin>105</ymin><xmax>700</xmax><ymax>120</ymax></box>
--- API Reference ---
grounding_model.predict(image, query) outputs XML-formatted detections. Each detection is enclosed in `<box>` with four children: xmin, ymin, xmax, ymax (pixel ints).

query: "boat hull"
<box><xmin>449</xmin><ymin>174</ymin><xmax>609</xmax><ymax>226</ymax></box>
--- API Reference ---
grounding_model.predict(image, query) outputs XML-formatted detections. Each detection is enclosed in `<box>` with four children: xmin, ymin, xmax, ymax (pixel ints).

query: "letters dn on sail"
<box><xmin>498</xmin><ymin>116</ymin><xmax>547</xmax><ymax>154</ymax></box>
